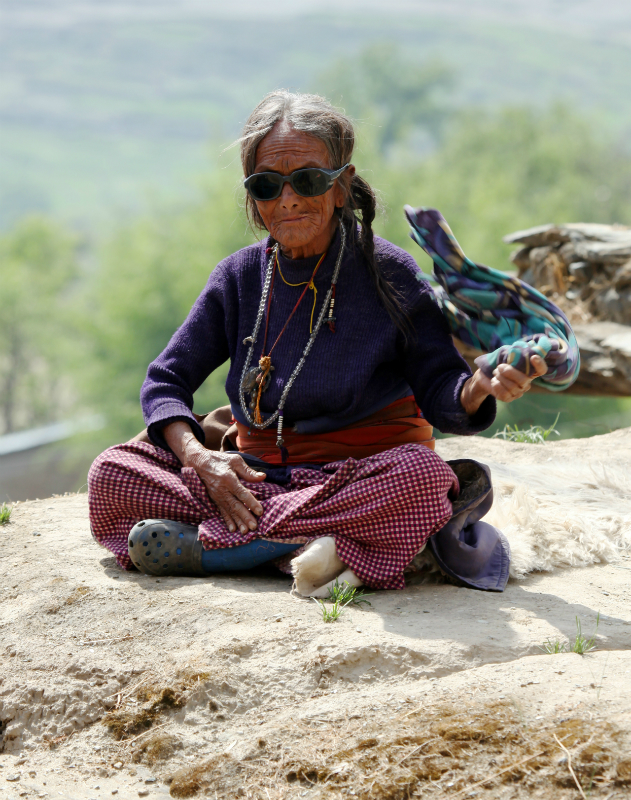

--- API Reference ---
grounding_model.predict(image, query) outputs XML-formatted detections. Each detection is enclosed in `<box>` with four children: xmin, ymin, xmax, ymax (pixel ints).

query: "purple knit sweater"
<box><xmin>141</xmin><ymin>226</ymin><xmax>496</xmax><ymax>449</ymax></box>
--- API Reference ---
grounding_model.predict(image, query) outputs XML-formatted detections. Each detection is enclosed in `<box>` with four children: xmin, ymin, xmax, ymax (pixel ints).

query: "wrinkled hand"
<box><xmin>461</xmin><ymin>355</ymin><xmax>548</xmax><ymax>415</ymax></box>
<box><xmin>163</xmin><ymin>421</ymin><xmax>266</xmax><ymax>534</ymax></box>
<box><xmin>188</xmin><ymin>449</ymin><xmax>266</xmax><ymax>534</ymax></box>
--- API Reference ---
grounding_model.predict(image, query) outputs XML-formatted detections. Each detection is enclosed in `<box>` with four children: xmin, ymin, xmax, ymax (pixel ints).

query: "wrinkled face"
<box><xmin>252</xmin><ymin>122</ymin><xmax>346</xmax><ymax>256</ymax></box>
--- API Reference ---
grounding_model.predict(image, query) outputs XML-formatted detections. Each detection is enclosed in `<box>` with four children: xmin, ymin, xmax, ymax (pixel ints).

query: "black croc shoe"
<box><xmin>128</xmin><ymin>519</ymin><xmax>206</xmax><ymax>576</ymax></box>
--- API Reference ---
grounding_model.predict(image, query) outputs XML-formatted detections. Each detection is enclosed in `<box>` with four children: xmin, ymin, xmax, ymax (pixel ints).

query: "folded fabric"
<box><xmin>404</xmin><ymin>206</ymin><xmax>580</xmax><ymax>391</ymax></box>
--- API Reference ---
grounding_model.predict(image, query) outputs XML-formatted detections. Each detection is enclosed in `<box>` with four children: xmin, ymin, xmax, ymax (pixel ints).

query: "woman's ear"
<box><xmin>335</xmin><ymin>164</ymin><xmax>356</xmax><ymax>208</ymax></box>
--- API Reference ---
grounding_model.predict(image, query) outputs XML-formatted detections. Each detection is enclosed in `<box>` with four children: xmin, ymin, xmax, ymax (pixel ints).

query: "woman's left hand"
<box><xmin>461</xmin><ymin>355</ymin><xmax>548</xmax><ymax>415</ymax></box>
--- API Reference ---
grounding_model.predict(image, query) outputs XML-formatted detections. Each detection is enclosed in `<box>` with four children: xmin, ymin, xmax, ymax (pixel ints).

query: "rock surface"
<box><xmin>1</xmin><ymin>433</ymin><xmax>631</xmax><ymax>797</ymax></box>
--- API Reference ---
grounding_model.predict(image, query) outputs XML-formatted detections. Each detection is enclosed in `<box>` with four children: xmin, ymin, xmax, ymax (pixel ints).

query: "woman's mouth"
<box><xmin>279</xmin><ymin>215</ymin><xmax>308</xmax><ymax>223</ymax></box>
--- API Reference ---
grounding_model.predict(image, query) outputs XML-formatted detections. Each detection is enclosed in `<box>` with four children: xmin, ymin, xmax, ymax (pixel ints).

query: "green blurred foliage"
<box><xmin>489</xmin><ymin>392</ymin><xmax>631</xmax><ymax>443</ymax></box>
<box><xmin>78</xmin><ymin>166</ymin><xmax>255</xmax><ymax>443</ymax></box>
<box><xmin>78</xmin><ymin>99</ymin><xmax>631</xmax><ymax>446</ymax></box>
<box><xmin>367</xmin><ymin>104</ymin><xmax>631</xmax><ymax>271</ymax></box>
<box><xmin>317</xmin><ymin>42</ymin><xmax>453</xmax><ymax>154</ymax></box>
<box><xmin>359</xmin><ymin>102</ymin><xmax>631</xmax><ymax>441</ymax></box>
<box><xmin>0</xmin><ymin>217</ymin><xmax>79</xmax><ymax>434</ymax></box>
<box><xmin>7</xmin><ymin>11</ymin><xmax>631</xmax><ymax>230</ymax></box>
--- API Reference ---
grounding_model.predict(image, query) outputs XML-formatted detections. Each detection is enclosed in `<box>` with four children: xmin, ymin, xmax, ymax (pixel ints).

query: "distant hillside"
<box><xmin>2</xmin><ymin>0</ymin><xmax>631</xmax><ymax>229</ymax></box>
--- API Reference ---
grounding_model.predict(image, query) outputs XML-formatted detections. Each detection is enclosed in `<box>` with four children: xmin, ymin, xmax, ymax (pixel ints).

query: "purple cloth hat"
<box><xmin>429</xmin><ymin>460</ymin><xmax>510</xmax><ymax>592</ymax></box>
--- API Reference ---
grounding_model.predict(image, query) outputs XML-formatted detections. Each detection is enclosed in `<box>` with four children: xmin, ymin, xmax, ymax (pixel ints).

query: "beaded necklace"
<box><xmin>238</xmin><ymin>223</ymin><xmax>346</xmax><ymax>457</ymax></box>
<box><xmin>251</xmin><ymin>250</ymin><xmax>326</xmax><ymax>426</ymax></box>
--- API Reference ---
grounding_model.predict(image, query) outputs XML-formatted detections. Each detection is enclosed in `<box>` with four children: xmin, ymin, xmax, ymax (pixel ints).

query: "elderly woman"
<box><xmin>88</xmin><ymin>90</ymin><xmax>545</xmax><ymax>594</ymax></box>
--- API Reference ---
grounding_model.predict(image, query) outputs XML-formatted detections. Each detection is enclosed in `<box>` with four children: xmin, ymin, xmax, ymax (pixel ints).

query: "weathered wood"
<box><xmin>504</xmin><ymin>220</ymin><xmax>631</xmax><ymax>332</ymax></box>
<box><xmin>503</xmin><ymin>221</ymin><xmax>631</xmax><ymax>248</ymax></box>
<box><xmin>502</xmin><ymin>224</ymin><xmax>569</xmax><ymax>247</ymax></box>
<box><xmin>451</xmin><ymin>222</ymin><xmax>631</xmax><ymax>396</ymax></box>
<box><xmin>572</xmin><ymin>238</ymin><xmax>631</xmax><ymax>265</ymax></box>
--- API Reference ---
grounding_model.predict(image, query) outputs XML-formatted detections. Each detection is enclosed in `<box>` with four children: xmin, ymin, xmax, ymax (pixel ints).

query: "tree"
<box><xmin>79</xmin><ymin>164</ymin><xmax>255</xmax><ymax>442</ymax></box>
<box><xmin>369</xmin><ymin>104</ymin><xmax>631</xmax><ymax>273</ymax></box>
<box><xmin>316</xmin><ymin>42</ymin><xmax>453</xmax><ymax>155</ymax></box>
<box><xmin>0</xmin><ymin>217</ymin><xmax>78</xmax><ymax>434</ymax></box>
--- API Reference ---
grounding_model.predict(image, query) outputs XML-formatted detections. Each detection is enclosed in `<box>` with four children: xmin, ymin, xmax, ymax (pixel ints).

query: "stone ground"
<box><xmin>1</xmin><ymin>433</ymin><xmax>631</xmax><ymax>799</ymax></box>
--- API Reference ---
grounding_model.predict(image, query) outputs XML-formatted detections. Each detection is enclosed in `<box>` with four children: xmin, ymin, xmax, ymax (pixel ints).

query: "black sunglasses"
<box><xmin>244</xmin><ymin>163</ymin><xmax>350</xmax><ymax>202</ymax></box>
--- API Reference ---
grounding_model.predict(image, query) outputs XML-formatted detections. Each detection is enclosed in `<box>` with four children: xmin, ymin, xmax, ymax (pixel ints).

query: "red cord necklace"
<box><xmin>253</xmin><ymin>250</ymin><xmax>326</xmax><ymax>425</ymax></box>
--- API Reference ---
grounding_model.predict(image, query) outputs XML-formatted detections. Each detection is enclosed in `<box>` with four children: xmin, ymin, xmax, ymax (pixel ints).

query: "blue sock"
<box><xmin>200</xmin><ymin>540</ymin><xmax>301</xmax><ymax>573</ymax></box>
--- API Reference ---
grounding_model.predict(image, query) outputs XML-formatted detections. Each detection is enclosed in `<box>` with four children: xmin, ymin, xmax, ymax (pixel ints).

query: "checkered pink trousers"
<box><xmin>88</xmin><ymin>442</ymin><xmax>457</xmax><ymax>590</ymax></box>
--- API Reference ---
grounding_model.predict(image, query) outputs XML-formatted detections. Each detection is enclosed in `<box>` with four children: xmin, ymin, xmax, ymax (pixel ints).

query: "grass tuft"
<box><xmin>313</xmin><ymin>597</ymin><xmax>346</xmax><ymax>622</ymax></box>
<box><xmin>539</xmin><ymin>614</ymin><xmax>600</xmax><ymax>656</ymax></box>
<box><xmin>132</xmin><ymin>732</ymin><xmax>181</xmax><ymax>765</ymax></box>
<box><xmin>105</xmin><ymin>686</ymin><xmax>185</xmax><ymax>740</ymax></box>
<box><xmin>0</xmin><ymin>503</ymin><xmax>12</xmax><ymax>525</ymax></box>
<box><xmin>539</xmin><ymin>638</ymin><xmax>567</xmax><ymax>655</ymax></box>
<box><xmin>313</xmin><ymin>580</ymin><xmax>373</xmax><ymax>622</ymax></box>
<box><xmin>572</xmin><ymin>613</ymin><xmax>600</xmax><ymax>655</ymax></box>
<box><xmin>493</xmin><ymin>412</ymin><xmax>560</xmax><ymax>444</ymax></box>
<box><xmin>327</xmin><ymin>580</ymin><xmax>373</xmax><ymax>607</ymax></box>
<box><xmin>104</xmin><ymin>664</ymin><xmax>213</xmax><ymax>743</ymax></box>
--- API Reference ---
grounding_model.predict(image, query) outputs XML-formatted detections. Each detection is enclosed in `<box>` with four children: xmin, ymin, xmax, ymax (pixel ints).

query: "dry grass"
<box><xmin>132</xmin><ymin>732</ymin><xmax>182</xmax><ymax>765</ymax></box>
<box><xmin>104</xmin><ymin>666</ymin><xmax>212</xmax><ymax>743</ymax></box>
<box><xmin>105</xmin><ymin>686</ymin><xmax>186</xmax><ymax>741</ymax></box>
<box><xmin>46</xmin><ymin>585</ymin><xmax>90</xmax><ymax>614</ymax></box>
<box><xmin>617</xmin><ymin>757</ymin><xmax>631</xmax><ymax>782</ymax></box>
<box><xmin>166</xmin><ymin>700</ymin><xmax>629</xmax><ymax>799</ymax></box>
<box><xmin>43</xmin><ymin>734</ymin><xmax>68</xmax><ymax>749</ymax></box>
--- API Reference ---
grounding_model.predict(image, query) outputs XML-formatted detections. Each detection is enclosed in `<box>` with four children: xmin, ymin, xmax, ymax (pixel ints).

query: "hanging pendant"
<box><xmin>241</xmin><ymin>366</ymin><xmax>260</xmax><ymax>396</ymax></box>
<box><xmin>254</xmin><ymin>355</ymin><xmax>275</xmax><ymax>426</ymax></box>
<box><xmin>241</xmin><ymin>364</ymin><xmax>274</xmax><ymax>412</ymax></box>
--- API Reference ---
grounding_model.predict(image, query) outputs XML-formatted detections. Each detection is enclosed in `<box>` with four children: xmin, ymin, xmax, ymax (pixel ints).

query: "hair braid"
<box><xmin>343</xmin><ymin>174</ymin><xmax>414</xmax><ymax>342</ymax></box>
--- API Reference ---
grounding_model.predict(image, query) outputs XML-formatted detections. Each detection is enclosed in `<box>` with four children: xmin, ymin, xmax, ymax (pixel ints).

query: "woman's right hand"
<box><xmin>163</xmin><ymin>421</ymin><xmax>266</xmax><ymax>534</ymax></box>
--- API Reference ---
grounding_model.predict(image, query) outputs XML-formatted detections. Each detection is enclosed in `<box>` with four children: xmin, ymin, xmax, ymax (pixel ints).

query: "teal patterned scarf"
<box><xmin>404</xmin><ymin>206</ymin><xmax>580</xmax><ymax>391</ymax></box>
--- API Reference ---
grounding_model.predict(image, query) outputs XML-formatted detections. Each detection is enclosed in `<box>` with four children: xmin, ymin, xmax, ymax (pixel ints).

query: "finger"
<box><xmin>495</xmin><ymin>364</ymin><xmax>532</xmax><ymax>390</ymax></box>
<box><xmin>221</xmin><ymin>491</ymin><xmax>258</xmax><ymax>534</ymax></box>
<box><xmin>231</xmin><ymin>480</ymin><xmax>264</xmax><ymax>518</ymax></box>
<box><xmin>216</xmin><ymin>475</ymin><xmax>261</xmax><ymax>531</ymax></box>
<box><xmin>199</xmin><ymin>474</ymin><xmax>242</xmax><ymax>533</ymax></box>
<box><xmin>491</xmin><ymin>374</ymin><xmax>524</xmax><ymax>402</ymax></box>
<box><xmin>229</xmin><ymin>462</ymin><xmax>265</xmax><ymax>514</ymax></box>
<box><xmin>213</xmin><ymin>488</ymin><xmax>251</xmax><ymax>534</ymax></box>
<box><xmin>530</xmin><ymin>355</ymin><xmax>548</xmax><ymax>377</ymax></box>
<box><xmin>217</xmin><ymin>502</ymin><xmax>238</xmax><ymax>534</ymax></box>
<box><xmin>230</xmin><ymin>455</ymin><xmax>266</xmax><ymax>482</ymax></box>
<box><xmin>222</xmin><ymin>470</ymin><xmax>263</xmax><ymax>517</ymax></box>
<box><xmin>493</xmin><ymin>368</ymin><xmax>526</xmax><ymax>396</ymax></box>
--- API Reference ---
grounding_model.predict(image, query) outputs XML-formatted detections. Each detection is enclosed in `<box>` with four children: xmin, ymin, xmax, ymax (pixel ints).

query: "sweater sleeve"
<box><xmin>399</xmin><ymin>275</ymin><xmax>496</xmax><ymax>435</ymax></box>
<box><xmin>140</xmin><ymin>263</ymin><xmax>232</xmax><ymax>450</ymax></box>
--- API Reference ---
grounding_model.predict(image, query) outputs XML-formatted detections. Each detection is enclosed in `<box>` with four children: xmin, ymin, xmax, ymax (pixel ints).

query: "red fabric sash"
<box><xmin>236</xmin><ymin>395</ymin><xmax>434</xmax><ymax>464</ymax></box>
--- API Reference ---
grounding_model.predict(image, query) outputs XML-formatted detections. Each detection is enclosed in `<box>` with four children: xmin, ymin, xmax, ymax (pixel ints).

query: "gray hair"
<box><xmin>239</xmin><ymin>90</ymin><xmax>412</xmax><ymax>340</ymax></box>
<box><xmin>240</xmin><ymin>90</ymin><xmax>357</xmax><ymax>231</ymax></box>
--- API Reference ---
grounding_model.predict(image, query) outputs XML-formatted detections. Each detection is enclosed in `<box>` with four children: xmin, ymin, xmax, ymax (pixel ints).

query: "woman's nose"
<box><xmin>279</xmin><ymin>181</ymin><xmax>300</xmax><ymax>207</ymax></box>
